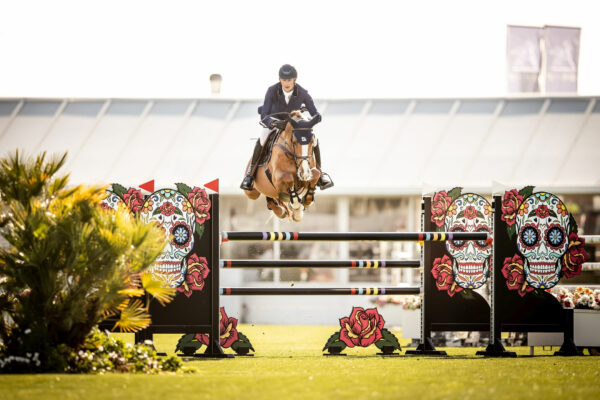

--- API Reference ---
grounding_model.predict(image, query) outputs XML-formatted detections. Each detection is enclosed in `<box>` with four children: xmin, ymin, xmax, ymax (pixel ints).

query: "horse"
<box><xmin>243</xmin><ymin>110</ymin><xmax>321</xmax><ymax>222</ymax></box>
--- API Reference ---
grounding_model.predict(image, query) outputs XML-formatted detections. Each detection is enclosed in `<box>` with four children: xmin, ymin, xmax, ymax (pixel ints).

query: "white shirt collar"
<box><xmin>283</xmin><ymin>88</ymin><xmax>293</xmax><ymax>104</ymax></box>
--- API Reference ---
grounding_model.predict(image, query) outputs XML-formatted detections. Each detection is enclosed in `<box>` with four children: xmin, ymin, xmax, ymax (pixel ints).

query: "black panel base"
<box><xmin>189</xmin><ymin>339</ymin><xmax>235</xmax><ymax>359</ymax></box>
<box><xmin>376</xmin><ymin>352</ymin><xmax>400</xmax><ymax>356</ymax></box>
<box><xmin>192</xmin><ymin>353</ymin><xmax>235</xmax><ymax>359</ymax></box>
<box><xmin>405</xmin><ymin>338</ymin><xmax>447</xmax><ymax>356</ymax></box>
<box><xmin>554</xmin><ymin>339</ymin><xmax>583</xmax><ymax>356</ymax></box>
<box><xmin>476</xmin><ymin>342</ymin><xmax>517</xmax><ymax>358</ymax></box>
<box><xmin>323</xmin><ymin>353</ymin><xmax>347</xmax><ymax>356</ymax></box>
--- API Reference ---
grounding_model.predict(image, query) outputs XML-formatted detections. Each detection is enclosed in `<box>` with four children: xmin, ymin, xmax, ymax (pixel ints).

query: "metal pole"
<box><xmin>220</xmin><ymin>259</ymin><xmax>420</xmax><ymax>268</ymax></box>
<box><xmin>220</xmin><ymin>287</ymin><xmax>420</xmax><ymax>296</ymax></box>
<box><xmin>221</xmin><ymin>231</ymin><xmax>490</xmax><ymax>242</ymax></box>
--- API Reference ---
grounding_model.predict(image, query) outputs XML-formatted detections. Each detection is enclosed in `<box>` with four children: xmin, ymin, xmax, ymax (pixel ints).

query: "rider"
<box><xmin>240</xmin><ymin>64</ymin><xmax>334</xmax><ymax>191</ymax></box>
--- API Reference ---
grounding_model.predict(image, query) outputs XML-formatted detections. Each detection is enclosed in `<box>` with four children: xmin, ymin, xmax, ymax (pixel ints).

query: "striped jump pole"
<box><xmin>220</xmin><ymin>287</ymin><xmax>420</xmax><ymax>296</ymax></box>
<box><xmin>220</xmin><ymin>231</ymin><xmax>490</xmax><ymax>242</ymax></box>
<box><xmin>219</xmin><ymin>259</ymin><xmax>420</xmax><ymax>268</ymax></box>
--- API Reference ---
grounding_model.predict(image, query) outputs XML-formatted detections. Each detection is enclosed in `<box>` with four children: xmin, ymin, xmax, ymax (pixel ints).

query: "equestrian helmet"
<box><xmin>279</xmin><ymin>64</ymin><xmax>297</xmax><ymax>79</ymax></box>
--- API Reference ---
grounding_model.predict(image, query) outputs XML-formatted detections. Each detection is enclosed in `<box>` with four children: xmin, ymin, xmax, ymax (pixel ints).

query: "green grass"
<box><xmin>1</xmin><ymin>325</ymin><xmax>599</xmax><ymax>400</ymax></box>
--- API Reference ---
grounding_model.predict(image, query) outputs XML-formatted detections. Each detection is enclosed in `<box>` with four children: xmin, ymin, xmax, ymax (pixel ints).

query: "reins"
<box><xmin>263</xmin><ymin>111</ymin><xmax>315</xmax><ymax>173</ymax></box>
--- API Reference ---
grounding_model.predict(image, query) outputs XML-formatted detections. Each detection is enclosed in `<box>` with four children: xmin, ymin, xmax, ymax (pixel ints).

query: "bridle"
<box><xmin>263</xmin><ymin>112</ymin><xmax>315</xmax><ymax>171</ymax></box>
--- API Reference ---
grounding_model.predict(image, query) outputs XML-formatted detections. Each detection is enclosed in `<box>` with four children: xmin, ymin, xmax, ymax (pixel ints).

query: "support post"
<box><xmin>476</xmin><ymin>196</ymin><xmax>516</xmax><ymax>357</ymax></box>
<box><xmin>200</xmin><ymin>194</ymin><xmax>232</xmax><ymax>358</ymax></box>
<box><xmin>554</xmin><ymin>308</ymin><xmax>582</xmax><ymax>356</ymax></box>
<box><xmin>405</xmin><ymin>197</ymin><xmax>446</xmax><ymax>356</ymax></box>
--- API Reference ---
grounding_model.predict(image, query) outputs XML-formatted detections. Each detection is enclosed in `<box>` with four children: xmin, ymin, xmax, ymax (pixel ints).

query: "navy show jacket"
<box><xmin>259</xmin><ymin>83</ymin><xmax>322</xmax><ymax>127</ymax></box>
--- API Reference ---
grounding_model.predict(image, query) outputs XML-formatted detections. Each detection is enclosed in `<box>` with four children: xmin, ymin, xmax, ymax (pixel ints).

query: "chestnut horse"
<box><xmin>243</xmin><ymin>111</ymin><xmax>321</xmax><ymax>222</ymax></box>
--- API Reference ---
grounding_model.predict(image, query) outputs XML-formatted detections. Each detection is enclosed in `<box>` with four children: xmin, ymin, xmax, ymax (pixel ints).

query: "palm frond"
<box><xmin>117</xmin><ymin>287</ymin><xmax>145</xmax><ymax>297</ymax></box>
<box><xmin>141</xmin><ymin>273</ymin><xmax>176</xmax><ymax>306</ymax></box>
<box><xmin>113</xmin><ymin>299</ymin><xmax>151</xmax><ymax>333</ymax></box>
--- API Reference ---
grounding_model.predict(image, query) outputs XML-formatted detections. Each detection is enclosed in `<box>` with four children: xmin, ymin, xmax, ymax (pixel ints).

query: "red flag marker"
<box><xmin>204</xmin><ymin>178</ymin><xmax>219</xmax><ymax>193</ymax></box>
<box><xmin>139</xmin><ymin>180</ymin><xmax>154</xmax><ymax>193</ymax></box>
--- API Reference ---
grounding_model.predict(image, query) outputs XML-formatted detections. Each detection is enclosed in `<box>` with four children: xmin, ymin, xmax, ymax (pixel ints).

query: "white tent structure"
<box><xmin>1</xmin><ymin>96</ymin><xmax>599</xmax><ymax>194</ymax></box>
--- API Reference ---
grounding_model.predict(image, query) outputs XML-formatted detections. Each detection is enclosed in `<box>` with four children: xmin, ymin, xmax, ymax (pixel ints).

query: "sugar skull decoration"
<box><xmin>100</xmin><ymin>189</ymin><xmax>123</xmax><ymax>211</ymax></box>
<box><xmin>101</xmin><ymin>183</ymin><xmax>212</xmax><ymax>297</ymax></box>
<box><xmin>501</xmin><ymin>187</ymin><xmax>588</xmax><ymax>296</ymax></box>
<box><xmin>140</xmin><ymin>189</ymin><xmax>196</xmax><ymax>288</ymax></box>
<box><xmin>100</xmin><ymin>184</ymin><xmax>144</xmax><ymax>213</ymax></box>
<box><xmin>445</xmin><ymin>194</ymin><xmax>492</xmax><ymax>289</ymax></box>
<box><xmin>430</xmin><ymin>188</ymin><xmax>492</xmax><ymax>297</ymax></box>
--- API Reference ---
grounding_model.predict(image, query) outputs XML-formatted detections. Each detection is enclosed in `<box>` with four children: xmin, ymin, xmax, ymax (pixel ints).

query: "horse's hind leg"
<box><xmin>244</xmin><ymin>188</ymin><xmax>260</xmax><ymax>200</ymax></box>
<box><xmin>267</xmin><ymin>197</ymin><xmax>287</xmax><ymax>219</ymax></box>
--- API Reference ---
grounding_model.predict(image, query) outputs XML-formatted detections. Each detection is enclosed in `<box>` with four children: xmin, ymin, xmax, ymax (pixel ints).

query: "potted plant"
<box><xmin>553</xmin><ymin>287</ymin><xmax>600</xmax><ymax>349</ymax></box>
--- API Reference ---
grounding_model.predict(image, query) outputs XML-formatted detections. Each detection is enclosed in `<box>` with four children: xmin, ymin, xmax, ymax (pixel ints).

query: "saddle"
<box><xmin>257</xmin><ymin>130</ymin><xmax>281</xmax><ymax>167</ymax></box>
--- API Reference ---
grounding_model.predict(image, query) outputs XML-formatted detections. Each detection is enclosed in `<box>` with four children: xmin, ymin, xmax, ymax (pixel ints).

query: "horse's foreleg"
<box><xmin>288</xmin><ymin>186</ymin><xmax>304</xmax><ymax>222</ymax></box>
<box><xmin>272</xmin><ymin>171</ymin><xmax>295</xmax><ymax>220</ymax></box>
<box><xmin>302</xmin><ymin>172</ymin><xmax>320</xmax><ymax>208</ymax></box>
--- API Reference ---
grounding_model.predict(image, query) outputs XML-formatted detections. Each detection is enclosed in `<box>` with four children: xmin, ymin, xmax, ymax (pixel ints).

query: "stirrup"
<box><xmin>317</xmin><ymin>173</ymin><xmax>334</xmax><ymax>190</ymax></box>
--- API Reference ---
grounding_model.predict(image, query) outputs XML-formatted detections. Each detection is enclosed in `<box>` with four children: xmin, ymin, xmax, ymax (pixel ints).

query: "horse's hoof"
<box><xmin>292</xmin><ymin>210</ymin><xmax>303</xmax><ymax>222</ymax></box>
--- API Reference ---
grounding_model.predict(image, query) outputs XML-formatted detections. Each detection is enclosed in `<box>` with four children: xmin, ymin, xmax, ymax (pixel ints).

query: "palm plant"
<box><xmin>0</xmin><ymin>151</ymin><xmax>173</xmax><ymax>369</ymax></box>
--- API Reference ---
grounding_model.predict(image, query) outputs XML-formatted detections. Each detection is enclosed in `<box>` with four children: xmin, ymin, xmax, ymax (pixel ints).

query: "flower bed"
<box><xmin>552</xmin><ymin>287</ymin><xmax>600</xmax><ymax>310</ymax></box>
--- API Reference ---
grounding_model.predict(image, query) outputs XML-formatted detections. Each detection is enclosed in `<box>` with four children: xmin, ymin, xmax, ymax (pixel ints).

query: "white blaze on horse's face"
<box><xmin>299</xmin><ymin>144</ymin><xmax>313</xmax><ymax>181</ymax></box>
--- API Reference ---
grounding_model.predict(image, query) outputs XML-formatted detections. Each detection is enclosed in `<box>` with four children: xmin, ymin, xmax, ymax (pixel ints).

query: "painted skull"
<box><xmin>515</xmin><ymin>192</ymin><xmax>569</xmax><ymax>289</ymax></box>
<box><xmin>140</xmin><ymin>189</ymin><xmax>196</xmax><ymax>288</ymax></box>
<box><xmin>445</xmin><ymin>194</ymin><xmax>492</xmax><ymax>289</ymax></box>
<box><xmin>100</xmin><ymin>190</ymin><xmax>123</xmax><ymax>211</ymax></box>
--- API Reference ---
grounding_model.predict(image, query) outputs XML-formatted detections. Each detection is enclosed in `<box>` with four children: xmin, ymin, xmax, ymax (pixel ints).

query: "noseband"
<box><xmin>274</xmin><ymin>128</ymin><xmax>314</xmax><ymax>171</ymax></box>
<box><xmin>263</xmin><ymin>111</ymin><xmax>315</xmax><ymax>171</ymax></box>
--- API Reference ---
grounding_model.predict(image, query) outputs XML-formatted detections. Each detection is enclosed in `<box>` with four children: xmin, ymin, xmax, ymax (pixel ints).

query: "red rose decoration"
<box><xmin>464</xmin><ymin>205</ymin><xmax>477</xmax><ymax>220</ymax></box>
<box><xmin>501</xmin><ymin>254</ymin><xmax>534</xmax><ymax>297</ymax></box>
<box><xmin>159</xmin><ymin>201</ymin><xmax>176</xmax><ymax>216</ymax></box>
<box><xmin>501</xmin><ymin>189</ymin><xmax>523</xmax><ymax>227</ymax></box>
<box><xmin>176</xmin><ymin>255</ymin><xmax>210</xmax><ymax>298</ymax></box>
<box><xmin>431</xmin><ymin>191</ymin><xmax>453</xmax><ymax>228</ymax></box>
<box><xmin>194</xmin><ymin>307</ymin><xmax>239</xmax><ymax>348</ymax></box>
<box><xmin>187</xmin><ymin>187</ymin><xmax>211</xmax><ymax>225</ymax></box>
<box><xmin>561</xmin><ymin>233</ymin><xmax>587</xmax><ymax>278</ymax></box>
<box><xmin>339</xmin><ymin>307</ymin><xmax>385</xmax><ymax>347</ymax></box>
<box><xmin>534</xmin><ymin>205</ymin><xmax>550</xmax><ymax>219</ymax></box>
<box><xmin>431</xmin><ymin>255</ymin><xmax>463</xmax><ymax>297</ymax></box>
<box><xmin>123</xmin><ymin>188</ymin><xmax>144</xmax><ymax>213</ymax></box>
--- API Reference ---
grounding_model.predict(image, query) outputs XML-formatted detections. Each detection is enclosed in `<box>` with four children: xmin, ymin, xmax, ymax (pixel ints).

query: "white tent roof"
<box><xmin>0</xmin><ymin>96</ymin><xmax>599</xmax><ymax>194</ymax></box>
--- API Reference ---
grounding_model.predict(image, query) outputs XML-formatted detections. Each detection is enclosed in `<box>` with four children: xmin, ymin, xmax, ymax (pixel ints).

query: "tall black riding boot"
<box><xmin>314</xmin><ymin>145</ymin><xmax>334</xmax><ymax>190</ymax></box>
<box><xmin>240</xmin><ymin>140</ymin><xmax>263</xmax><ymax>190</ymax></box>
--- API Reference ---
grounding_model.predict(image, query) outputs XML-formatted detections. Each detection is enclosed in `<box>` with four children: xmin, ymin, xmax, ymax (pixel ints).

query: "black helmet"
<box><xmin>279</xmin><ymin>64</ymin><xmax>297</xmax><ymax>79</ymax></box>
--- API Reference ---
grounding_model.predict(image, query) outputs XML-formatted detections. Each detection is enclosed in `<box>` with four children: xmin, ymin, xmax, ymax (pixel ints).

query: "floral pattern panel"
<box><xmin>175</xmin><ymin>308</ymin><xmax>255</xmax><ymax>356</ymax></box>
<box><xmin>322</xmin><ymin>307</ymin><xmax>401</xmax><ymax>355</ymax></box>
